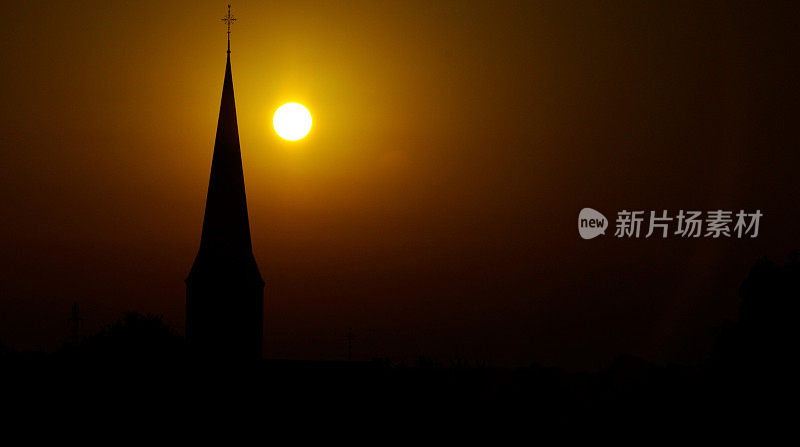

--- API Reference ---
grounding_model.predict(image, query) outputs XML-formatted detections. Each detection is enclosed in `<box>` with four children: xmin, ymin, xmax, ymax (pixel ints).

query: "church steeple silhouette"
<box><xmin>186</xmin><ymin>15</ymin><xmax>264</xmax><ymax>359</ymax></box>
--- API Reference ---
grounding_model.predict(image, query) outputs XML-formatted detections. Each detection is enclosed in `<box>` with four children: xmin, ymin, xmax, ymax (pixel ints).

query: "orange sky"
<box><xmin>1</xmin><ymin>1</ymin><xmax>798</xmax><ymax>369</ymax></box>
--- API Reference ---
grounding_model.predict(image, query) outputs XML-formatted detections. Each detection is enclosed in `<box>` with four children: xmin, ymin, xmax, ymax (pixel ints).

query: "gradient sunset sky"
<box><xmin>1</xmin><ymin>0</ymin><xmax>798</xmax><ymax>369</ymax></box>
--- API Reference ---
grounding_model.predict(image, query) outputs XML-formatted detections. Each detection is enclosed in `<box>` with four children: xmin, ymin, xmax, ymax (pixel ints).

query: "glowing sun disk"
<box><xmin>273</xmin><ymin>103</ymin><xmax>312</xmax><ymax>141</ymax></box>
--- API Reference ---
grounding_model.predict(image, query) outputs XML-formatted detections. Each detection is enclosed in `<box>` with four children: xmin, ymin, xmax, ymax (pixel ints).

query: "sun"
<box><xmin>273</xmin><ymin>103</ymin><xmax>312</xmax><ymax>141</ymax></box>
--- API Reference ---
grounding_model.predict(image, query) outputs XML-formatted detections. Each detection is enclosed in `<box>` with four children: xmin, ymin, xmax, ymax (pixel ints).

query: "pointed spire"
<box><xmin>185</xmin><ymin>8</ymin><xmax>263</xmax><ymax>361</ymax></box>
<box><xmin>187</xmin><ymin>50</ymin><xmax>262</xmax><ymax>285</ymax></box>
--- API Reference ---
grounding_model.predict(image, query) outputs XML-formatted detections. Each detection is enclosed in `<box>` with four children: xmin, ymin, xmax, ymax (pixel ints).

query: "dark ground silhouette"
<box><xmin>1</xmin><ymin>252</ymin><xmax>797</xmax><ymax>429</ymax></box>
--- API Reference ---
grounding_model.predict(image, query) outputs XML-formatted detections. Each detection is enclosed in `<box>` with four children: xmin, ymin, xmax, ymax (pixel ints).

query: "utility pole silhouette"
<box><xmin>67</xmin><ymin>302</ymin><xmax>82</xmax><ymax>344</ymax></box>
<box><xmin>346</xmin><ymin>328</ymin><xmax>354</xmax><ymax>361</ymax></box>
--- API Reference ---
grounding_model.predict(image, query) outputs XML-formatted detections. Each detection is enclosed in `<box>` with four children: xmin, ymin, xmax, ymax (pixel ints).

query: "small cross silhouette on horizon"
<box><xmin>221</xmin><ymin>4</ymin><xmax>236</xmax><ymax>53</ymax></box>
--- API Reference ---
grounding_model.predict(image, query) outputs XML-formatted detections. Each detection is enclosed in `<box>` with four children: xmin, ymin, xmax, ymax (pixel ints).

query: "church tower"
<box><xmin>186</xmin><ymin>7</ymin><xmax>264</xmax><ymax>359</ymax></box>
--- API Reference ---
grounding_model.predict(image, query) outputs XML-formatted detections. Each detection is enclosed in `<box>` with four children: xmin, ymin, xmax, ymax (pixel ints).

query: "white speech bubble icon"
<box><xmin>578</xmin><ymin>208</ymin><xmax>608</xmax><ymax>239</ymax></box>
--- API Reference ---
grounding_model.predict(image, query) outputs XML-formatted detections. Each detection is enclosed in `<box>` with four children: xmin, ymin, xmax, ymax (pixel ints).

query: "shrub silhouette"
<box><xmin>74</xmin><ymin>312</ymin><xmax>185</xmax><ymax>361</ymax></box>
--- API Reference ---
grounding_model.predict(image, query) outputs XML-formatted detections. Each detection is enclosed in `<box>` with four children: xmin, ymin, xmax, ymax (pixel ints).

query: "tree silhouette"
<box><xmin>713</xmin><ymin>251</ymin><xmax>799</xmax><ymax>373</ymax></box>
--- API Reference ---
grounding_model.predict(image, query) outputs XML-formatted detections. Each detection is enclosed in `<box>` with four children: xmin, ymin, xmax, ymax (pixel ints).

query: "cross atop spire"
<box><xmin>221</xmin><ymin>4</ymin><xmax>236</xmax><ymax>54</ymax></box>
